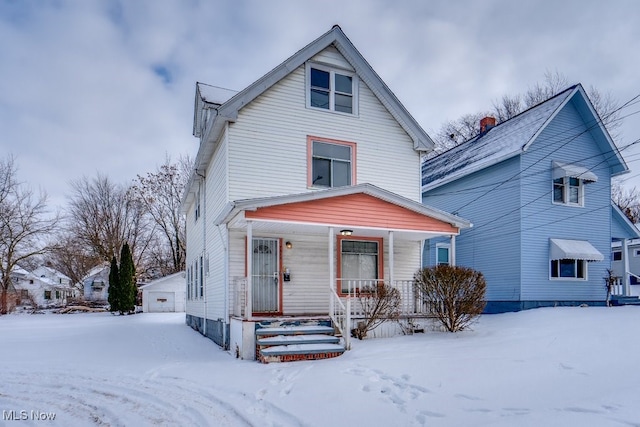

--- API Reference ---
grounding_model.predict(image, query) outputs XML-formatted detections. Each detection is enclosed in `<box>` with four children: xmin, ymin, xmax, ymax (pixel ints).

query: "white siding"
<box><xmin>227</xmin><ymin>49</ymin><xmax>421</xmax><ymax>203</ymax></box>
<box><xmin>203</xmin><ymin>128</ymin><xmax>230</xmax><ymax>320</ymax></box>
<box><xmin>311</xmin><ymin>46</ymin><xmax>354</xmax><ymax>70</ymax></box>
<box><xmin>228</xmin><ymin>231</ymin><xmax>422</xmax><ymax>316</ymax></box>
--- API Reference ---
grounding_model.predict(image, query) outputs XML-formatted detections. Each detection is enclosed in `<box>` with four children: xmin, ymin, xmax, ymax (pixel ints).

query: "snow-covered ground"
<box><xmin>1</xmin><ymin>307</ymin><xmax>639</xmax><ymax>426</ymax></box>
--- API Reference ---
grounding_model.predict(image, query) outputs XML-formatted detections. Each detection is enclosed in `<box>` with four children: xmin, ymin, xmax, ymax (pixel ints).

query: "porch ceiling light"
<box><xmin>340</xmin><ymin>229</ymin><xmax>353</xmax><ymax>236</ymax></box>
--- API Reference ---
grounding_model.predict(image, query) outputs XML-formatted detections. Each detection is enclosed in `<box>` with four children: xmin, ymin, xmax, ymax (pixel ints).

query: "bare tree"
<box><xmin>0</xmin><ymin>156</ymin><xmax>60</xmax><ymax>314</ymax></box>
<box><xmin>130</xmin><ymin>155</ymin><xmax>191</xmax><ymax>276</ymax></box>
<box><xmin>45</xmin><ymin>231</ymin><xmax>103</xmax><ymax>293</ymax></box>
<box><xmin>351</xmin><ymin>283</ymin><xmax>401</xmax><ymax>340</ymax></box>
<box><xmin>431</xmin><ymin>71</ymin><xmax>622</xmax><ymax>152</ymax></box>
<box><xmin>612</xmin><ymin>181</ymin><xmax>640</xmax><ymax>223</ymax></box>
<box><xmin>66</xmin><ymin>174</ymin><xmax>151</xmax><ymax>272</ymax></box>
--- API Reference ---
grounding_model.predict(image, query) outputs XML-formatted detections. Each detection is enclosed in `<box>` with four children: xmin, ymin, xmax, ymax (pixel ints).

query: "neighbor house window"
<box><xmin>337</xmin><ymin>237</ymin><xmax>383</xmax><ymax>294</ymax></box>
<box><xmin>612</xmin><ymin>251</ymin><xmax>622</xmax><ymax>261</ymax></box>
<box><xmin>436</xmin><ymin>243</ymin><xmax>451</xmax><ymax>265</ymax></box>
<box><xmin>550</xmin><ymin>259</ymin><xmax>586</xmax><ymax>279</ymax></box>
<box><xmin>44</xmin><ymin>290</ymin><xmax>51</xmax><ymax>300</ymax></box>
<box><xmin>551</xmin><ymin>161</ymin><xmax>597</xmax><ymax>207</ymax></box>
<box><xmin>307</xmin><ymin>64</ymin><xmax>357</xmax><ymax>114</ymax></box>
<box><xmin>307</xmin><ymin>136</ymin><xmax>356</xmax><ymax>188</ymax></box>
<box><xmin>553</xmin><ymin>177</ymin><xmax>583</xmax><ymax>205</ymax></box>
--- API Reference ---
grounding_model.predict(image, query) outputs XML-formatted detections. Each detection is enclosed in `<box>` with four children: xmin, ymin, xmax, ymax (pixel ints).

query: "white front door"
<box><xmin>252</xmin><ymin>238</ymin><xmax>280</xmax><ymax>313</ymax></box>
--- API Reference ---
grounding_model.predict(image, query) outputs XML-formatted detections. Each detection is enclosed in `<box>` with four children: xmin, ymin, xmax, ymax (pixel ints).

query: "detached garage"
<box><xmin>140</xmin><ymin>272</ymin><xmax>186</xmax><ymax>313</ymax></box>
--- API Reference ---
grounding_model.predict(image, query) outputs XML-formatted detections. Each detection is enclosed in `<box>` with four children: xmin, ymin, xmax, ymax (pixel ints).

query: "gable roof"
<box><xmin>193</xmin><ymin>25</ymin><xmax>433</xmax><ymax>161</ymax></box>
<box><xmin>611</xmin><ymin>202</ymin><xmax>640</xmax><ymax>240</ymax></box>
<box><xmin>422</xmin><ymin>84</ymin><xmax>628</xmax><ymax>192</ymax></box>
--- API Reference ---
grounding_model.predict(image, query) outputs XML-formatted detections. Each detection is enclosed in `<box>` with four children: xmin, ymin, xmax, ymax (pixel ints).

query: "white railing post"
<box><xmin>345</xmin><ymin>296</ymin><xmax>351</xmax><ymax>350</ymax></box>
<box><xmin>246</xmin><ymin>221</ymin><xmax>253</xmax><ymax>319</ymax></box>
<box><xmin>329</xmin><ymin>226</ymin><xmax>335</xmax><ymax>317</ymax></box>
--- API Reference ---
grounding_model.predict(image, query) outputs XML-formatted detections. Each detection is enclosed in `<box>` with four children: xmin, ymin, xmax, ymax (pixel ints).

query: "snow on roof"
<box><xmin>422</xmin><ymin>86</ymin><xmax>576</xmax><ymax>191</ymax></box>
<box><xmin>197</xmin><ymin>83</ymin><xmax>238</xmax><ymax>105</ymax></box>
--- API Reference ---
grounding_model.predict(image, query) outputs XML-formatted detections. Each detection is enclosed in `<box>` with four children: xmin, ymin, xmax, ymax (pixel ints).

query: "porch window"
<box><xmin>612</xmin><ymin>251</ymin><xmax>622</xmax><ymax>261</ymax></box>
<box><xmin>307</xmin><ymin>136</ymin><xmax>356</xmax><ymax>188</ymax></box>
<box><xmin>338</xmin><ymin>237</ymin><xmax>383</xmax><ymax>293</ymax></box>
<box><xmin>436</xmin><ymin>243</ymin><xmax>451</xmax><ymax>265</ymax></box>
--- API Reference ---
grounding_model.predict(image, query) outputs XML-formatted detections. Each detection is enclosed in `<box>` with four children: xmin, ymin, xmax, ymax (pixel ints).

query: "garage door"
<box><xmin>148</xmin><ymin>292</ymin><xmax>175</xmax><ymax>312</ymax></box>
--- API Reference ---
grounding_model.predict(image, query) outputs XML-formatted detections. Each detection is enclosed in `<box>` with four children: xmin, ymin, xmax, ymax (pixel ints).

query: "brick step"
<box><xmin>259</xmin><ymin>343</ymin><xmax>346</xmax><ymax>363</ymax></box>
<box><xmin>257</xmin><ymin>334</ymin><xmax>340</xmax><ymax>346</ymax></box>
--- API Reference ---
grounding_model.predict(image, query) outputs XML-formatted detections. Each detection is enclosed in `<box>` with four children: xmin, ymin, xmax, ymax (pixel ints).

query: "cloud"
<box><xmin>1</xmin><ymin>0</ymin><xmax>640</xmax><ymax>211</ymax></box>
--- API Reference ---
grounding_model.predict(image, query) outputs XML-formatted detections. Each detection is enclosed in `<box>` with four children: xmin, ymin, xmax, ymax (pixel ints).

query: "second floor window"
<box><xmin>552</xmin><ymin>161</ymin><xmax>597</xmax><ymax>207</ymax></box>
<box><xmin>310</xmin><ymin>139</ymin><xmax>354</xmax><ymax>188</ymax></box>
<box><xmin>553</xmin><ymin>177</ymin><xmax>583</xmax><ymax>205</ymax></box>
<box><xmin>308</xmin><ymin>64</ymin><xmax>356</xmax><ymax>114</ymax></box>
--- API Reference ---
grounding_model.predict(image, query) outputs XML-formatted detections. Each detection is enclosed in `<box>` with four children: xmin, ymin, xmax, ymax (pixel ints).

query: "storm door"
<box><xmin>252</xmin><ymin>238</ymin><xmax>280</xmax><ymax>313</ymax></box>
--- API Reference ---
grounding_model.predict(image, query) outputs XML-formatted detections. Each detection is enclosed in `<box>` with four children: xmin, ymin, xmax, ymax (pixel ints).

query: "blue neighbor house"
<box><xmin>421</xmin><ymin>84</ymin><xmax>640</xmax><ymax>313</ymax></box>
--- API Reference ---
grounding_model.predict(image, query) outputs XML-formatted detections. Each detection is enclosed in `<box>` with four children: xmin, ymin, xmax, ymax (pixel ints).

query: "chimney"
<box><xmin>480</xmin><ymin>116</ymin><xmax>496</xmax><ymax>134</ymax></box>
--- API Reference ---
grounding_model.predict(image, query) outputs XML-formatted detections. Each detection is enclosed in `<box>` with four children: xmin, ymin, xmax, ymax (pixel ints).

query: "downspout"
<box><xmin>196</xmin><ymin>169</ymin><xmax>207</xmax><ymax>336</ymax></box>
<box><xmin>217</xmin><ymin>224</ymin><xmax>229</xmax><ymax>349</ymax></box>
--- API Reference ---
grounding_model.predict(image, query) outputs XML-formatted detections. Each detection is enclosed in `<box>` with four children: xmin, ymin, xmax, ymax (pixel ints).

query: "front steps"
<box><xmin>255</xmin><ymin>319</ymin><xmax>345</xmax><ymax>363</ymax></box>
<box><xmin>610</xmin><ymin>295</ymin><xmax>640</xmax><ymax>306</ymax></box>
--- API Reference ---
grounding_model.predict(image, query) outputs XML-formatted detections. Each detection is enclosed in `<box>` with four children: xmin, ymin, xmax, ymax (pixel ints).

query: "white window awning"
<box><xmin>549</xmin><ymin>238</ymin><xmax>604</xmax><ymax>261</ymax></box>
<box><xmin>552</xmin><ymin>161</ymin><xmax>598</xmax><ymax>182</ymax></box>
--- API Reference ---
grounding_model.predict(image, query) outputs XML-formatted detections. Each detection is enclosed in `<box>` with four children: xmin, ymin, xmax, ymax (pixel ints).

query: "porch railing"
<box><xmin>329</xmin><ymin>288</ymin><xmax>351</xmax><ymax>350</ymax></box>
<box><xmin>232</xmin><ymin>276</ymin><xmax>247</xmax><ymax>317</ymax></box>
<box><xmin>609</xmin><ymin>273</ymin><xmax>640</xmax><ymax>297</ymax></box>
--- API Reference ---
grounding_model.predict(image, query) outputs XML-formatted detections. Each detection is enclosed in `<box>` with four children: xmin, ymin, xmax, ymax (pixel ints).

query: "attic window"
<box><xmin>307</xmin><ymin>63</ymin><xmax>357</xmax><ymax>115</ymax></box>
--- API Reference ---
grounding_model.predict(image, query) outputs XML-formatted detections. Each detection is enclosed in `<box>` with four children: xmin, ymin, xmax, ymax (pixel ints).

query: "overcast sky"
<box><xmin>1</xmin><ymin>0</ymin><xmax>639</xmax><ymax>211</ymax></box>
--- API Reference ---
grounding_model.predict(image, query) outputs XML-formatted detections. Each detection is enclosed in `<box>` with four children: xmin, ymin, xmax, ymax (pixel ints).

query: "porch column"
<box><xmin>246</xmin><ymin>220</ymin><xmax>253</xmax><ymax>319</ymax></box>
<box><xmin>623</xmin><ymin>238</ymin><xmax>630</xmax><ymax>296</ymax></box>
<box><xmin>450</xmin><ymin>234</ymin><xmax>456</xmax><ymax>266</ymax></box>
<box><xmin>388</xmin><ymin>231</ymin><xmax>394</xmax><ymax>286</ymax></box>
<box><xmin>329</xmin><ymin>227</ymin><xmax>335</xmax><ymax>294</ymax></box>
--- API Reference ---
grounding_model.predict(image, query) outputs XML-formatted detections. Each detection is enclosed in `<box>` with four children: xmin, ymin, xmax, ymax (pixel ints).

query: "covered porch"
<box><xmin>217</xmin><ymin>184</ymin><xmax>471</xmax><ymax>359</ymax></box>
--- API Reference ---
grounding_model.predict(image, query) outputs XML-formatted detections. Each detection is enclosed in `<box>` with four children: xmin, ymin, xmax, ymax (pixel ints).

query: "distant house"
<box><xmin>139</xmin><ymin>272</ymin><xmax>186</xmax><ymax>313</ymax></box>
<box><xmin>611</xmin><ymin>236</ymin><xmax>640</xmax><ymax>297</ymax></box>
<box><xmin>82</xmin><ymin>265</ymin><xmax>110</xmax><ymax>302</ymax></box>
<box><xmin>11</xmin><ymin>266</ymin><xmax>76</xmax><ymax>308</ymax></box>
<box><xmin>422</xmin><ymin>85</ymin><xmax>640</xmax><ymax>312</ymax></box>
<box><xmin>182</xmin><ymin>26</ymin><xmax>470</xmax><ymax>360</ymax></box>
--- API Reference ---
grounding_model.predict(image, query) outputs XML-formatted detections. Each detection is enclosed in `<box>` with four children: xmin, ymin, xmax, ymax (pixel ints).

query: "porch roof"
<box><xmin>215</xmin><ymin>184</ymin><xmax>471</xmax><ymax>239</ymax></box>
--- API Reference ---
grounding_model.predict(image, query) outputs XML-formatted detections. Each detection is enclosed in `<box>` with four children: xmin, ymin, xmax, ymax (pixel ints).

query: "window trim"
<box><xmin>336</xmin><ymin>235</ymin><xmax>383</xmax><ymax>296</ymax></box>
<box><xmin>552</xmin><ymin>176</ymin><xmax>585</xmax><ymax>207</ymax></box>
<box><xmin>550</xmin><ymin>259</ymin><xmax>588</xmax><ymax>281</ymax></box>
<box><xmin>306</xmin><ymin>62</ymin><xmax>358</xmax><ymax>115</ymax></box>
<box><xmin>307</xmin><ymin>136</ymin><xmax>357</xmax><ymax>188</ymax></box>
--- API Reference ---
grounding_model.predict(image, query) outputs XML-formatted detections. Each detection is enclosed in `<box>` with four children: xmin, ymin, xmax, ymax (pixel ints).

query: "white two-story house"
<box><xmin>182</xmin><ymin>26</ymin><xmax>470</xmax><ymax>361</ymax></box>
